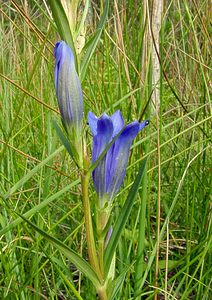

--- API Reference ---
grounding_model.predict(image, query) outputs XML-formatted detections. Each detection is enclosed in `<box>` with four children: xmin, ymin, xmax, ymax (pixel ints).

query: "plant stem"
<box><xmin>98</xmin><ymin>285</ymin><xmax>108</xmax><ymax>300</ymax></box>
<box><xmin>98</xmin><ymin>238</ymin><xmax>104</xmax><ymax>275</ymax></box>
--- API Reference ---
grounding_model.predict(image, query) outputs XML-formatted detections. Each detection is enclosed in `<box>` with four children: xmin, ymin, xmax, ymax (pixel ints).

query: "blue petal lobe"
<box><xmin>106</xmin><ymin>121</ymin><xmax>140</xmax><ymax>200</ymax></box>
<box><xmin>92</xmin><ymin>114</ymin><xmax>113</xmax><ymax>199</ymax></box>
<box><xmin>139</xmin><ymin>119</ymin><xmax>149</xmax><ymax>131</ymax></box>
<box><xmin>111</xmin><ymin>110</ymin><xmax>124</xmax><ymax>137</ymax></box>
<box><xmin>88</xmin><ymin>111</ymin><xmax>98</xmax><ymax>136</ymax></box>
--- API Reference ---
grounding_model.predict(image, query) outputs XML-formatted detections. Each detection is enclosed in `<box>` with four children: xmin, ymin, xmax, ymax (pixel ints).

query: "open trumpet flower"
<box><xmin>88</xmin><ymin>110</ymin><xmax>149</xmax><ymax>205</ymax></box>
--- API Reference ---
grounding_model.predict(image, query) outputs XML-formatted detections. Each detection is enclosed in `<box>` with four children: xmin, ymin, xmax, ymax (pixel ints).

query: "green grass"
<box><xmin>0</xmin><ymin>1</ymin><xmax>211</xmax><ymax>299</ymax></box>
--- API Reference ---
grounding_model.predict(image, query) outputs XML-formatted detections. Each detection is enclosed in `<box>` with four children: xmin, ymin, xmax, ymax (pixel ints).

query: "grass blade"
<box><xmin>53</xmin><ymin>121</ymin><xmax>73</xmax><ymax>158</ymax></box>
<box><xmin>80</xmin><ymin>0</ymin><xmax>109</xmax><ymax>81</ymax></box>
<box><xmin>3</xmin><ymin>146</ymin><xmax>64</xmax><ymax>199</ymax></box>
<box><xmin>110</xmin><ymin>263</ymin><xmax>133</xmax><ymax>300</ymax></box>
<box><xmin>0</xmin><ymin>179</ymin><xmax>80</xmax><ymax>236</ymax></box>
<box><xmin>47</xmin><ymin>0</ymin><xmax>77</xmax><ymax>65</ymax></box>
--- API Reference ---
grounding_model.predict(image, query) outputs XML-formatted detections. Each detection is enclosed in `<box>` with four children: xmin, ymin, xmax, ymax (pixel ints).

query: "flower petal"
<box><xmin>89</xmin><ymin>111</ymin><xmax>149</xmax><ymax>202</ymax></box>
<box><xmin>111</xmin><ymin>110</ymin><xmax>124</xmax><ymax>137</ymax></box>
<box><xmin>88</xmin><ymin>111</ymin><xmax>98</xmax><ymax>136</ymax></box>
<box><xmin>92</xmin><ymin>114</ymin><xmax>113</xmax><ymax>199</ymax></box>
<box><xmin>106</xmin><ymin>121</ymin><xmax>140</xmax><ymax>200</ymax></box>
<box><xmin>139</xmin><ymin>119</ymin><xmax>149</xmax><ymax>131</ymax></box>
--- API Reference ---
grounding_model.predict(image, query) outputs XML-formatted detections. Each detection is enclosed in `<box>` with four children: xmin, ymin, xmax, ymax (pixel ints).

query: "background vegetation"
<box><xmin>0</xmin><ymin>0</ymin><xmax>211</xmax><ymax>299</ymax></box>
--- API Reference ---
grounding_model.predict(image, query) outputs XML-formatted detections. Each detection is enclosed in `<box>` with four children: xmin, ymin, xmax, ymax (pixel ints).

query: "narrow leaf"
<box><xmin>80</xmin><ymin>0</ymin><xmax>109</xmax><ymax>81</ymax></box>
<box><xmin>38</xmin><ymin>253</ymin><xmax>83</xmax><ymax>300</ymax></box>
<box><xmin>0</xmin><ymin>179</ymin><xmax>80</xmax><ymax>236</ymax></box>
<box><xmin>51</xmin><ymin>260</ymin><xmax>84</xmax><ymax>300</ymax></box>
<box><xmin>75</xmin><ymin>0</ymin><xmax>90</xmax><ymax>39</ymax></box>
<box><xmin>104</xmin><ymin>158</ymin><xmax>148</xmax><ymax>276</ymax></box>
<box><xmin>110</xmin><ymin>263</ymin><xmax>132</xmax><ymax>300</ymax></box>
<box><xmin>47</xmin><ymin>0</ymin><xmax>77</xmax><ymax>67</ymax></box>
<box><xmin>3</xmin><ymin>146</ymin><xmax>64</xmax><ymax>199</ymax></box>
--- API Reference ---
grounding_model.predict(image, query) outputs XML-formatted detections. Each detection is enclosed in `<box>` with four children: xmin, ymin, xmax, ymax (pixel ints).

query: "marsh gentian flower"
<box><xmin>88</xmin><ymin>110</ymin><xmax>149</xmax><ymax>204</ymax></box>
<box><xmin>54</xmin><ymin>41</ymin><xmax>83</xmax><ymax>134</ymax></box>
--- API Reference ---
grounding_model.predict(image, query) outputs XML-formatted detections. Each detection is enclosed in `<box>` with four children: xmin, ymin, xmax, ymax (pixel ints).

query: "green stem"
<box><xmin>98</xmin><ymin>285</ymin><xmax>108</xmax><ymax>300</ymax></box>
<box><xmin>98</xmin><ymin>238</ymin><xmax>105</xmax><ymax>276</ymax></box>
<box><xmin>81</xmin><ymin>172</ymin><xmax>102</xmax><ymax>281</ymax></box>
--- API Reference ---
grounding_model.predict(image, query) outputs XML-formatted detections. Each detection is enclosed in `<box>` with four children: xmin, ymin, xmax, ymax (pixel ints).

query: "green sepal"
<box><xmin>53</xmin><ymin>120</ymin><xmax>73</xmax><ymax>157</ymax></box>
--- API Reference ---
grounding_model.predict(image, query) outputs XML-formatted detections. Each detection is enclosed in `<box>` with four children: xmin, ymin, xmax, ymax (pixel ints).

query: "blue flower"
<box><xmin>88</xmin><ymin>110</ymin><xmax>149</xmax><ymax>204</ymax></box>
<box><xmin>54</xmin><ymin>41</ymin><xmax>83</xmax><ymax>134</ymax></box>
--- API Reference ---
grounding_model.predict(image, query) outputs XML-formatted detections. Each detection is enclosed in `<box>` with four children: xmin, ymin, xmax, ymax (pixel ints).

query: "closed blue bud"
<box><xmin>88</xmin><ymin>110</ymin><xmax>149</xmax><ymax>204</ymax></box>
<box><xmin>54</xmin><ymin>41</ymin><xmax>83</xmax><ymax>134</ymax></box>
